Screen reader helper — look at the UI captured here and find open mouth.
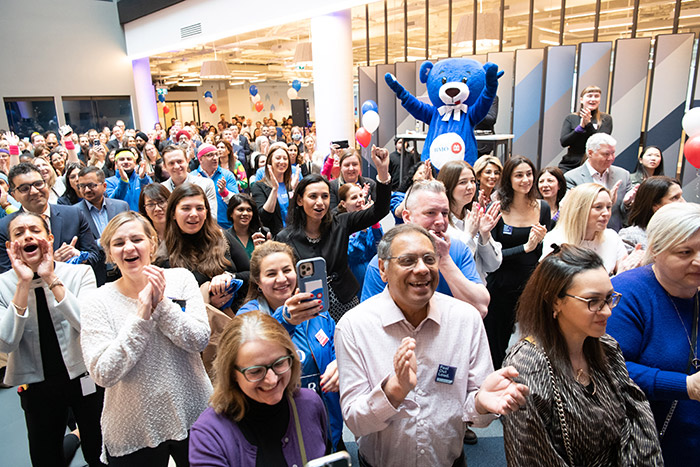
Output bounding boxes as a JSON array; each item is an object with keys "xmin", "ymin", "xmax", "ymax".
[
  {"xmin": 409, "ymin": 280, "xmax": 431, "ymax": 289},
  {"xmin": 124, "ymin": 256, "xmax": 139, "ymax": 263},
  {"xmin": 23, "ymin": 244, "xmax": 38, "ymax": 253}
]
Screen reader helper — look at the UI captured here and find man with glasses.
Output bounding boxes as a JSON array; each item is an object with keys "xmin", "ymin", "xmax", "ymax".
[
  {"xmin": 194, "ymin": 144, "xmax": 238, "ymax": 229},
  {"xmin": 361, "ymin": 180, "xmax": 489, "ymax": 318},
  {"xmin": 336, "ymin": 224, "xmax": 528, "ymax": 467},
  {"xmin": 0, "ymin": 163, "xmax": 100, "ymax": 275},
  {"xmin": 77, "ymin": 166, "xmax": 129, "ymax": 285}
]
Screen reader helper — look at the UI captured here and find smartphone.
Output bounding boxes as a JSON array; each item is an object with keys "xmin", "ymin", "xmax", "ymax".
[
  {"xmin": 296, "ymin": 257, "xmax": 329, "ymax": 315},
  {"xmin": 305, "ymin": 451, "xmax": 351, "ymax": 467},
  {"xmin": 92, "ymin": 139, "xmax": 101, "ymax": 147},
  {"xmin": 331, "ymin": 140, "xmax": 350, "ymax": 149}
]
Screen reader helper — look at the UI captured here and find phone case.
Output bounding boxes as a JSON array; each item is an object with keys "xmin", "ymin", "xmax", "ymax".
[{"xmin": 296, "ymin": 257, "xmax": 329, "ymax": 314}]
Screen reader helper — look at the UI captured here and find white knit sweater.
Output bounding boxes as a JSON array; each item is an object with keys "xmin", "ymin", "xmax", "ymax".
[{"xmin": 80, "ymin": 268, "xmax": 213, "ymax": 461}]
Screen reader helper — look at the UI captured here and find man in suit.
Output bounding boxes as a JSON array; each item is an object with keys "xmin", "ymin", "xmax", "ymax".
[
  {"xmin": 77, "ymin": 166, "xmax": 129, "ymax": 285},
  {"xmin": 564, "ymin": 133, "xmax": 631, "ymax": 232},
  {"xmin": 0, "ymin": 163, "xmax": 100, "ymax": 274}
]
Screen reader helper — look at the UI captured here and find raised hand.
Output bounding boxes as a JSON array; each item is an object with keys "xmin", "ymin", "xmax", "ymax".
[
  {"xmin": 393, "ymin": 337, "xmax": 417, "ymax": 393},
  {"xmin": 579, "ymin": 107, "xmax": 592, "ymax": 127},
  {"xmin": 283, "ymin": 288, "xmax": 324, "ymax": 326},
  {"xmin": 370, "ymin": 144, "xmax": 390, "ymax": 181},
  {"xmin": 465, "ymin": 203, "xmax": 483, "ymax": 239},
  {"xmin": 138, "ymin": 159, "xmax": 147, "ymax": 179},
  {"xmin": 36, "ymin": 237, "xmax": 55, "ymax": 280},
  {"xmin": 251, "ymin": 231, "xmax": 267, "ymax": 248},
  {"xmin": 143, "ymin": 265, "xmax": 166, "ymax": 309},
  {"xmin": 610, "ymin": 179, "xmax": 622, "ymax": 206},
  {"xmin": 8, "ymin": 241, "xmax": 34, "ymax": 283},
  {"xmin": 217, "ymin": 177, "xmax": 227, "ymax": 195},
  {"xmin": 479, "ymin": 201, "xmax": 502, "ymax": 240},
  {"xmin": 524, "ymin": 223, "xmax": 547, "ymax": 253},
  {"xmin": 266, "ymin": 164, "xmax": 279, "ymax": 191},
  {"xmin": 54, "ymin": 236, "xmax": 79, "ymax": 262}
]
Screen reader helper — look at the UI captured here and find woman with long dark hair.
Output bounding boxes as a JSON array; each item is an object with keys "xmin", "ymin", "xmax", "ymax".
[
  {"xmin": 503, "ymin": 244, "xmax": 661, "ymax": 465},
  {"xmin": 536, "ymin": 166, "xmax": 567, "ymax": 225},
  {"xmin": 276, "ymin": 146, "xmax": 392, "ymax": 322},
  {"xmin": 630, "ymin": 146, "xmax": 664, "ymax": 186},
  {"xmin": 225, "ymin": 193, "xmax": 267, "ymax": 259},
  {"xmin": 164, "ymin": 184, "xmax": 249, "ymax": 311},
  {"xmin": 485, "ymin": 155, "xmax": 550, "ymax": 369},
  {"xmin": 57, "ymin": 162, "xmax": 83, "ymax": 205},
  {"xmin": 618, "ymin": 176, "xmax": 684, "ymax": 252}
]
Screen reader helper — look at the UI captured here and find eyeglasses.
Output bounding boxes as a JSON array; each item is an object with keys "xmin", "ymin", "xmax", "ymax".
[
  {"xmin": 144, "ymin": 200, "xmax": 167, "ymax": 210},
  {"xmin": 564, "ymin": 292, "xmax": 621, "ymax": 312},
  {"xmin": 77, "ymin": 182, "xmax": 99, "ymax": 191},
  {"xmin": 236, "ymin": 355, "xmax": 293, "ymax": 382},
  {"xmin": 385, "ymin": 253, "xmax": 439, "ymax": 269},
  {"xmin": 13, "ymin": 180, "xmax": 46, "ymax": 194}
]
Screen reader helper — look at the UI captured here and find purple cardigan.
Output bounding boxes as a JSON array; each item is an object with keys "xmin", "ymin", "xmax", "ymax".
[{"xmin": 189, "ymin": 388, "xmax": 328, "ymax": 466}]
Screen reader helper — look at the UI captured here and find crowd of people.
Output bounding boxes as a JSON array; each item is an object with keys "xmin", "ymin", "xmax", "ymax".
[{"xmin": 0, "ymin": 95, "xmax": 697, "ymax": 467}]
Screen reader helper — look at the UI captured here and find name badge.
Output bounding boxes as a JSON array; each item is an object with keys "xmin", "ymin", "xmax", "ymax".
[
  {"xmin": 80, "ymin": 375, "xmax": 97, "ymax": 396},
  {"xmin": 503, "ymin": 225, "xmax": 513, "ymax": 235},
  {"xmin": 315, "ymin": 328, "xmax": 329, "ymax": 347},
  {"xmin": 435, "ymin": 364, "xmax": 457, "ymax": 384}
]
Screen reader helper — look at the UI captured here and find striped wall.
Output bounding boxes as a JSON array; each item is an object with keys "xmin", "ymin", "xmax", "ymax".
[{"xmin": 357, "ymin": 33, "xmax": 698, "ymax": 196}]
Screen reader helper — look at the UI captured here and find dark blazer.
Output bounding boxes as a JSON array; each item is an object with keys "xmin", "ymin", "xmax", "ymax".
[
  {"xmin": 76, "ymin": 198, "xmax": 129, "ymax": 286},
  {"xmin": 250, "ymin": 181, "xmax": 285, "ymax": 236},
  {"xmin": 559, "ymin": 113, "xmax": 613, "ymax": 171},
  {"xmin": 0, "ymin": 204, "xmax": 101, "ymax": 276},
  {"xmin": 565, "ymin": 164, "xmax": 630, "ymax": 232}
]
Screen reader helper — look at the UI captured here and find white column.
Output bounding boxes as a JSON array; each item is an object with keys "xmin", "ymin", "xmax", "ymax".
[
  {"xmin": 311, "ymin": 10, "xmax": 354, "ymax": 153},
  {"xmin": 131, "ymin": 57, "xmax": 159, "ymax": 130}
]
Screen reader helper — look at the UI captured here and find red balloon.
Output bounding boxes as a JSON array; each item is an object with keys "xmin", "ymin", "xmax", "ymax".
[
  {"xmin": 685, "ymin": 135, "xmax": 700, "ymax": 168},
  {"xmin": 163, "ymin": 105, "xmax": 170, "ymax": 114},
  {"xmin": 255, "ymin": 101, "xmax": 264, "ymax": 112},
  {"xmin": 355, "ymin": 127, "xmax": 371, "ymax": 148},
  {"xmin": 209, "ymin": 104, "xmax": 217, "ymax": 113}
]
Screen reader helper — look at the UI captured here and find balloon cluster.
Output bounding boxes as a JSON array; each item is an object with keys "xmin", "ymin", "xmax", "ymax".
[
  {"xmin": 250, "ymin": 85, "xmax": 263, "ymax": 112},
  {"xmin": 203, "ymin": 91, "xmax": 217, "ymax": 113},
  {"xmin": 355, "ymin": 100, "xmax": 380, "ymax": 148},
  {"xmin": 683, "ymin": 108, "xmax": 700, "ymax": 168},
  {"xmin": 157, "ymin": 88, "xmax": 169, "ymax": 114},
  {"xmin": 287, "ymin": 80, "xmax": 302, "ymax": 100}
]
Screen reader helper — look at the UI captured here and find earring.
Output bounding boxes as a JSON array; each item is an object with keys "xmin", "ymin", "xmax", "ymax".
[{"xmin": 553, "ymin": 310, "xmax": 559, "ymax": 319}]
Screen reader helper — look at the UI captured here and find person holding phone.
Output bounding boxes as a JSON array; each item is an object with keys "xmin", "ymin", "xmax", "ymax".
[
  {"xmin": 237, "ymin": 241, "xmax": 343, "ymax": 450},
  {"xmin": 276, "ymin": 145, "xmax": 392, "ymax": 322},
  {"xmin": 559, "ymin": 85, "xmax": 612, "ymax": 172}
]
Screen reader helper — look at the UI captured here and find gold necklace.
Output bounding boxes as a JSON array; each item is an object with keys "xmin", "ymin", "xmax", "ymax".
[{"xmin": 574, "ymin": 368, "xmax": 597, "ymax": 395}]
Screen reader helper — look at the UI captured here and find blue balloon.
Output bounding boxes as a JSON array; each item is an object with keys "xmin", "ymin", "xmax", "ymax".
[
  {"xmin": 292, "ymin": 80, "xmax": 301, "ymax": 92},
  {"xmin": 249, "ymin": 85, "xmax": 258, "ymax": 96},
  {"xmin": 158, "ymin": 95, "xmax": 165, "ymax": 103},
  {"xmin": 361, "ymin": 100, "xmax": 378, "ymax": 115},
  {"xmin": 204, "ymin": 91, "xmax": 213, "ymax": 98}
]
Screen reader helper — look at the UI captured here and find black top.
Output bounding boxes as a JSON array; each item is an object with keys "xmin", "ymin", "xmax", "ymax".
[
  {"xmin": 328, "ymin": 176, "xmax": 377, "ymax": 212},
  {"xmin": 276, "ymin": 179, "xmax": 391, "ymax": 303},
  {"xmin": 559, "ymin": 113, "xmax": 613, "ymax": 171},
  {"xmin": 237, "ymin": 395, "xmax": 290, "ymax": 467},
  {"xmin": 250, "ymin": 181, "xmax": 285, "ymax": 237},
  {"xmin": 34, "ymin": 276, "xmax": 69, "ymax": 381},
  {"xmin": 487, "ymin": 200, "xmax": 551, "ymax": 291}
]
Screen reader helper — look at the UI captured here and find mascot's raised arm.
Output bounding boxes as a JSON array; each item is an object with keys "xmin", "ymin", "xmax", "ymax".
[{"xmin": 385, "ymin": 58, "xmax": 503, "ymax": 166}]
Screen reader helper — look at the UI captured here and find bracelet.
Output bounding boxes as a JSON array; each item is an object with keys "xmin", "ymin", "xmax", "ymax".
[
  {"xmin": 48, "ymin": 277, "xmax": 64, "ymax": 290},
  {"xmin": 11, "ymin": 301, "xmax": 27, "ymax": 313},
  {"xmin": 377, "ymin": 174, "xmax": 392, "ymax": 185}
]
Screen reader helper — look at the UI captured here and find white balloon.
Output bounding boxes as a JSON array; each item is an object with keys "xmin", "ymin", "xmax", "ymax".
[
  {"xmin": 429, "ymin": 132, "xmax": 465, "ymax": 170},
  {"xmin": 362, "ymin": 110, "xmax": 380, "ymax": 134},
  {"xmin": 287, "ymin": 88, "xmax": 298, "ymax": 99},
  {"xmin": 682, "ymin": 108, "xmax": 700, "ymax": 137},
  {"xmin": 252, "ymin": 94, "xmax": 261, "ymax": 103},
  {"xmin": 204, "ymin": 97, "xmax": 213, "ymax": 105}
]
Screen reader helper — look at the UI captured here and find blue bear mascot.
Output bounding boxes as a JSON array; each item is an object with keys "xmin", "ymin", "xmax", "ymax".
[{"xmin": 385, "ymin": 58, "xmax": 502, "ymax": 166}]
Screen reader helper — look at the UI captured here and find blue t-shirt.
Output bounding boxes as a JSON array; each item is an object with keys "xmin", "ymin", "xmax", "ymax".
[
  {"xmin": 361, "ymin": 234, "xmax": 482, "ymax": 301},
  {"xmin": 277, "ymin": 182, "xmax": 289, "ymax": 227}
]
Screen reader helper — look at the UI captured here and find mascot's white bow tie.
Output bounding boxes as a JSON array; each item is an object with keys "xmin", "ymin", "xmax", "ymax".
[{"xmin": 437, "ymin": 103, "xmax": 468, "ymax": 122}]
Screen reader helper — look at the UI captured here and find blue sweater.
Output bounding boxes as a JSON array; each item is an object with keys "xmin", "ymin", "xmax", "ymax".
[
  {"xmin": 608, "ymin": 265, "xmax": 700, "ymax": 466},
  {"xmin": 348, "ymin": 225, "xmax": 383, "ymax": 296},
  {"xmin": 105, "ymin": 171, "xmax": 152, "ymax": 211}
]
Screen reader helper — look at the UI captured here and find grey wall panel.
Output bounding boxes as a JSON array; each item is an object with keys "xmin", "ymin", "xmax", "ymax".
[
  {"xmin": 395, "ymin": 62, "xmax": 417, "ymax": 135},
  {"xmin": 512, "ymin": 49, "xmax": 545, "ymax": 162},
  {"xmin": 646, "ymin": 33, "xmax": 694, "ymax": 182},
  {"xmin": 377, "ymin": 64, "xmax": 397, "ymax": 151},
  {"xmin": 577, "ymin": 42, "xmax": 612, "ymax": 113},
  {"xmin": 487, "ymin": 51, "xmax": 515, "ymax": 136},
  {"xmin": 609, "ymin": 38, "xmax": 651, "ymax": 172},
  {"xmin": 540, "ymin": 46, "xmax": 576, "ymax": 169}
]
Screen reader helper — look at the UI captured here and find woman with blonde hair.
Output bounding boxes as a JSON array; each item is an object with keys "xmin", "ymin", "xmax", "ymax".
[
  {"xmin": 541, "ymin": 183, "xmax": 631, "ymax": 275},
  {"xmin": 33, "ymin": 156, "xmax": 64, "ymax": 203},
  {"xmin": 559, "ymin": 85, "xmax": 613, "ymax": 172},
  {"xmin": 189, "ymin": 312, "xmax": 329, "ymax": 466},
  {"xmin": 80, "ymin": 211, "xmax": 212, "ymax": 465},
  {"xmin": 473, "ymin": 155, "xmax": 502, "ymax": 205}
]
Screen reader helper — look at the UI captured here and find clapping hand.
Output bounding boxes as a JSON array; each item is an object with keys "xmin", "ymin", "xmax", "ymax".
[
  {"xmin": 475, "ymin": 366, "xmax": 530, "ymax": 415},
  {"xmin": 479, "ymin": 201, "xmax": 502, "ymax": 241},
  {"xmin": 579, "ymin": 107, "xmax": 592, "ymax": 127},
  {"xmin": 524, "ymin": 223, "xmax": 547, "ymax": 253}
]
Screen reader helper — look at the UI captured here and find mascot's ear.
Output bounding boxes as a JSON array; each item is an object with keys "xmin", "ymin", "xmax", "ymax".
[{"xmin": 419, "ymin": 61, "xmax": 433, "ymax": 84}]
